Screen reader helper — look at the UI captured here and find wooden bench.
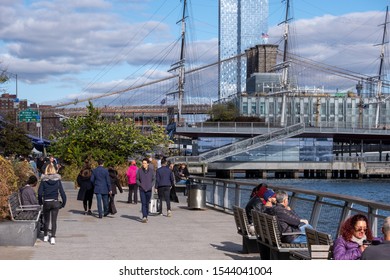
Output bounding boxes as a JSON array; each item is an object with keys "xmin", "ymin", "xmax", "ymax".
[
  {"xmin": 289, "ymin": 227, "xmax": 334, "ymax": 260},
  {"xmin": 232, "ymin": 205, "xmax": 259, "ymax": 253},
  {"xmin": 175, "ymin": 184, "xmax": 187, "ymax": 194},
  {"xmin": 253, "ymin": 211, "xmax": 308, "ymax": 260},
  {"xmin": 8, "ymin": 192, "xmax": 42, "ymax": 222}
]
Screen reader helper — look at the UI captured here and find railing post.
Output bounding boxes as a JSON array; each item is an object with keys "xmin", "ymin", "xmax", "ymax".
[
  {"xmin": 368, "ymin": 206, "xmax": 379, "ymax": 237},
  {"xmin": 235, "ymin": 183, "xmax": 241, "ymax": 207},
  {"xmin": 223, "ymin": 181, "xmax": 229, "ymax": 210},
  {"xmin": 213, "ymin": 179, "xmax": 219, "ymax": 207}
]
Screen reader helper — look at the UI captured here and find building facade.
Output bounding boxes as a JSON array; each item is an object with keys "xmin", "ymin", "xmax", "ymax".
[{"xmin": 219, "ymin": 0, "xmax": 268, "ymax": 100}]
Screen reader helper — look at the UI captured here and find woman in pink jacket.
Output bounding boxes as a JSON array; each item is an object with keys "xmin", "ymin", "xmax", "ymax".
[{"xmin": 126, "ymin": 160, "xmax": 138, "ymax": 204}]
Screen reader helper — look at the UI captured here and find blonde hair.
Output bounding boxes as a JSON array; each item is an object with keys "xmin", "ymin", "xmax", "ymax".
[{"xmin": 45, "ymin": 163, "xmax": 57, "ymax": 175}]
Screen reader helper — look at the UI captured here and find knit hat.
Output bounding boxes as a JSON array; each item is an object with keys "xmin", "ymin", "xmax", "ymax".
[
  {"xmin": 263, "ymin": 189, "xmax": 276, "ymax": 201},
  {"xmin": 257, "ymin": 185, "xmax": 268, "ymax": 198}
]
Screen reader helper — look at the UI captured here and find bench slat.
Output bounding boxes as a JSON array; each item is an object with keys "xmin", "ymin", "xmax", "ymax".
[{"xmin": 8, "ymin": 192, "xmax": 41, "ymax": 222}]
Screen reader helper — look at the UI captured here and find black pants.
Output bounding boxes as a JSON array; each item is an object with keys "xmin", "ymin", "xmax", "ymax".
[
  {"xmin": 157, "ymin": 186, "xmax": 171, "ymax": 213},
  {"xmin": 128, "ymin": 183, "xmax": 138, "ymax": 203},
  {"xmin": 83, "ymin": 188, "xmax": 94, "ymax": 211},
  {"xmin": 43, "ymin": 200, "xmax": 61, "ymax": 237}
]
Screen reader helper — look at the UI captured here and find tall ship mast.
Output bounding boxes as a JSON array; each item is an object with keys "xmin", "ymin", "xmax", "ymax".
[
  {"xmin": 375, "ymin": 6, "xmax": 389, "ymax": 128},
  {"xmin": 168, "ymin": 0, "xmax": 187, "ymax": 124}
]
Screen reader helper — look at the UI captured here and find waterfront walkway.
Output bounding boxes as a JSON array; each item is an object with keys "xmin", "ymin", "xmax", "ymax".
[{"xmin": 0, "ymin": 182, "xmax": 257, "ymax": 260}]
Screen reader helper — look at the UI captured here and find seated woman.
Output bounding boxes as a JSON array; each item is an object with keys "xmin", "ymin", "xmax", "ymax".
[
  {"xmin": 333, "ymin": 214, "xmax": 374, "ymax": 260},
  {"xmin": 174, "ymin": 163, "xmax": 190, "ymax": 185}
]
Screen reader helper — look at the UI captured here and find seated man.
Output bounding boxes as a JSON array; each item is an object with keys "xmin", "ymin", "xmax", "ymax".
[
  {"xmin": 272, "ymin": 190, "xmax": 312, "ymax": 243},
  {"xmin": 19, "ymin": 175, "xmax": 39, "ymax": 206},
  {"xmin": 19, "ymin": 175, "xmax": 43, "ymax": 231},
  {"xmin": 361, "ymin": 216, "xmax": 390, "ymax": 260},
  {"xmin": 262, "ymin": 189, "xmax": 277, "ymax": 214},
  {"xmin": 245, "ymin": 188, "xmax": 277, "ymax": 235}
]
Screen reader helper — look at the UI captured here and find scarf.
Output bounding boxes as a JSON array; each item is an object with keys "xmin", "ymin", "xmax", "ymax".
[{"xmin": 351, "ymin": 234, "xmax": 367, "ymax": 245}]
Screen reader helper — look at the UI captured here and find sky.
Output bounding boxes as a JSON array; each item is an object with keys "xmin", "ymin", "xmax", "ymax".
[{"xmin": 0, "ymin": 0, "xmax": 389, "ymax": 106}]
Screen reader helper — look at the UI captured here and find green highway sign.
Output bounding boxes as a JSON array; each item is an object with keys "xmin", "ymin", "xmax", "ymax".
[{"xmin": 19, "ymin": 109, "xmax": 40, "ymax": 122}]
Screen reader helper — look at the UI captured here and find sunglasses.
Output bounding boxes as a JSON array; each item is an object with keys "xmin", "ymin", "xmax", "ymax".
[{"xmin": 354, "ymin": 227, "xmax": 368, "ymax": 232}]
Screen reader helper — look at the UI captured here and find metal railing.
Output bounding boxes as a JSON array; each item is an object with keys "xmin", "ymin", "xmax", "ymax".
[
  {"xmin": 191, "ymin": 176, "xmax": 390, "ymax": 239},
  {"xmin": 171, "ymin": 123, "xmax": 305, "ymax": 163},
  {"xmin": 177, "ymin": 121, "xmax": 390, "ymax": 136}
]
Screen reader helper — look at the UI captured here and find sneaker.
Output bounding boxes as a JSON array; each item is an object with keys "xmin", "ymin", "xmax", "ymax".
[
  {"xmin": 84, "ymin": 211, "xmax": 88, "ymax": 215},
  {"xmin": 50, "ymin": 237, "xmax": 55, "ymax": 245},
  {"xmin": 141, "ymin": 217, "xmax": 148, "ymax": 223},
  {"xmin": 87, "ymin": 210, "xmax": 92, "ymax": 215},
  {"xmin": 43, "ymin": 236, "xmax": 49, "ymax": 242},
  {"xmin": 167, "ymin": 210, "xmax": 172, "ymax": 217}
]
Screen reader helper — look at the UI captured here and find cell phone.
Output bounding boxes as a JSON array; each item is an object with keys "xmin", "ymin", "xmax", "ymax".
[{"xmin": 362, "ymin": 240, "xmax": 371, "ymax": 246}]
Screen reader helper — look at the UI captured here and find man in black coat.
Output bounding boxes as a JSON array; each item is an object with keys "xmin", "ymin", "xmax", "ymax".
[
  {"xmin": 272, "ymin": 190, "xmax": 312, "ymax": 243},
  {"xmin": 156, "ymin": 158, "xmax": 175, "ymax": 217},
  {"xmin": 91, "ymin": 159, "xmax": 112, "ymax": 218}
]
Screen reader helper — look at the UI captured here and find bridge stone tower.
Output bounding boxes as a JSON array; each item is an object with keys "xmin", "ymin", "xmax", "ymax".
[
  {"xmin": 245, "ymin": 44, "xmax": 278, "ymax": 77},
  {"xmin": 245, "ymin": 44, "xmax": 280, "ymax": 94}
]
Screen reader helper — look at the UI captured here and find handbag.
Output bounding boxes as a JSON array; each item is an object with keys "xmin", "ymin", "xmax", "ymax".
[
  {"xmin": 170, "ymin": 186, "xmax": 179, "ymax": 203},
  {"xmin": 109, "ymin": 194, "xmax": 117, "ymax": 215}
]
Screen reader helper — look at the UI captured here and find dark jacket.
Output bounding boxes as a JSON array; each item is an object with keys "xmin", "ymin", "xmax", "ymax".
[
  {"xmin": 77, "ymin": 168, "xmax": 94, "ymax": 201},
  {"xmin": 245, "ymin": 196, "xmax": 263, "ymax": 224},
  {"xmin": 108, "ymin": 168, "xmax": 123, "ymax": 194},
  {"xmin": 361, "ymin": 240, "xmax": 390, "ymax": 260},
  {"xmin": 38, "ymin": 174, "xmax": 67, "ymax": 207},
  {"xmin": 156, "ymin": 165, "xmax": 175, "ymax": 188},
  {"xmin": 91, "ymin": 165, "xmax": 111, "ymax": 194},
  {"xmin": 272, "ymin": 203, "xmax": 301, "ymax": 243},
  {"xmin": 136, "ymin": 167, "xmax": 155, "ymax": 192}
]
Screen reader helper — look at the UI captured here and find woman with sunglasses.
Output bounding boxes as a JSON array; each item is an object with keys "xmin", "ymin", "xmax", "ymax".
[{"xmin": 333, "ymin": 214, "xmax": 374, "ymax": 260}]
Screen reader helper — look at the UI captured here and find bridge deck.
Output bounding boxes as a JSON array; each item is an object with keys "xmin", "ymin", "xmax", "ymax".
[{"xmin": 0, "ymin": 182, "xmax": 254, "ymax": 260}]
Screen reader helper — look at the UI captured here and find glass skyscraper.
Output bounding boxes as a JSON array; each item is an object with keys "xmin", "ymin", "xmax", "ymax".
[{"xmin": 219, "ymin": 0, "xmax": 268, "ymax": 100}]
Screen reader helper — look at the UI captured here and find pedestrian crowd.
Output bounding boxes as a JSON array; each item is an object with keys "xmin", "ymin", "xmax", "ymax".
[{"xmin": 19, "ymin": 154, "xmax": 186, "ymax": 245}]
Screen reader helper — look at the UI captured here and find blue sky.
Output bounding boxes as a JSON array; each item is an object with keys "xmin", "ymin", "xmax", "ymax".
[{"xmin": 0, "ymin": 0, "xmax": 389, "ymax": 106}]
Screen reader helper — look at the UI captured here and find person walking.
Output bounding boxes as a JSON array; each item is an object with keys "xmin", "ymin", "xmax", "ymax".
[
  {"xmin": 108, "ymin": 166, "xmax": 123, "ymax": 214},
  {"xmin": 136, "ymin": 158, "xmax": 156, "ymax": 223},
  {"xmin": 76, "ymin": 160, "xmax": 94, "ymax": 215},
  {"xmin": 38, "ymin": 163, "xmax": 67, "ymax": 245},
  {"xmin": 91, "ymin": 159, "xmax": 112, "ymax": 219},
  {"xmin": 155, "ymin": 157, "xmax": 175, "ymax": 217},
  {"xmin": 126, "ymin": 160, "xmax": 138, "ymax": 204}
]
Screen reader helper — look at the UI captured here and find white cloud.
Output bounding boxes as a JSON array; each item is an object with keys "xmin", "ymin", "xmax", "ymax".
[{"xmin": 0, "ymin": 1, "xmax": 387, "ymax": 105}]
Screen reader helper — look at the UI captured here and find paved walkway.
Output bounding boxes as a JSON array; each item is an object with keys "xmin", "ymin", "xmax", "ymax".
[{"xmin": 0, "ymin": 182, "xmax": 260, "ymax": 260}]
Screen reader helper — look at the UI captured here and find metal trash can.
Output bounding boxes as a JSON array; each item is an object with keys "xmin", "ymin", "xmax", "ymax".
[{"xmin": 187, "ymin": 184, "xmax": 206, "ymax": 209}]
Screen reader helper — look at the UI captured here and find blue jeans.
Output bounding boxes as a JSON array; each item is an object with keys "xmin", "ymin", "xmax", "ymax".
[
  {"xmin": 139, "ymin": 189, "xmax": 152, "ymax": 218},
  {"xmin": 95, "ymin": 193, "xmax": 109, "ymax": 217},
  {"xmin": 292, "ymin": 224, "xmax": 313, "ymax": 244}
]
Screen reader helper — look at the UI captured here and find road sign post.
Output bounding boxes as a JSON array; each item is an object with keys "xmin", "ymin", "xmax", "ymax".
[{"xmin": 18, "ymin": 109, "xmax": 40, "ymax": 122}]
